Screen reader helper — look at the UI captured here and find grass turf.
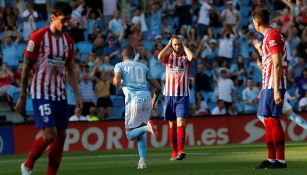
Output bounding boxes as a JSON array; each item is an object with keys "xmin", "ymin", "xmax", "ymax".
[{"xmin": 1, "ymin": 142, "xmax": 307, "ymax": 175}]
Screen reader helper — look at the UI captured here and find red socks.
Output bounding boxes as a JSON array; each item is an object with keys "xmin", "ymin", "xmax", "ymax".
[
  {"xmin": 47, "ymin": 138, "xmax": 65, "ymax": 175},
  {"xmin": 24, "ymin": 137, "xmax": 52, "ymax": 169},
  {"xmin": 169, "ymin": 127, "xmax": 177, "ymax": 154},
  {"xmin": 264, "ymin": 117, "xmax": 285, "ymax": 161},
  {"xmin": 264, "ymin": 118, "xmax": 276, "ymax": 160},
  {"xmin": 270, "ymin": 118, "xmax": 285, "ymax": 161},
  {"xmin": 177, "ymin": 126, "xmax": 186, "ymax": 153}
]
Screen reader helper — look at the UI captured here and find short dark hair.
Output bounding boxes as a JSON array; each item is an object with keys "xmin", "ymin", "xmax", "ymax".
[
  {"xmin": 252, "ymin": 8, "xmax": 270, "ymax": 25},
  {"xmin": 50, "ymin": 2, "xmax": 72, "ymax": 17},
  {"xmin": 122, "ymin": 46, "xmax": 134, "ymax": 59}
]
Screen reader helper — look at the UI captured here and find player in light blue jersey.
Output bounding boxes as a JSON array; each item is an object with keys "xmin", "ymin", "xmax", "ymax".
[{"xmin": 113, "ymin": 46, "xmax": 161, "ymax": 169}]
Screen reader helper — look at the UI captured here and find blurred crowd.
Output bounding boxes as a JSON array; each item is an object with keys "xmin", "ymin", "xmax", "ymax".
[{"xmin": 0, "ymin": 0, "xmax": 306, "ymax": 122}]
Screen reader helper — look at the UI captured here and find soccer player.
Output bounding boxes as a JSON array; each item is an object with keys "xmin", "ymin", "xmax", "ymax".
[
  {"xmin": 251, "ymin": 8, "xmax": 288, "ymax": 169},
  {"xmin": 157, "ymin": 36, "xmax": 194, "ymax": 160},
  {"xmin": 15, "ymin": 2, "xmax": 82, "ymax": 175},
  {"xmin": 113, "ymin": 46, "xmax": 161, "ymax": 169}
]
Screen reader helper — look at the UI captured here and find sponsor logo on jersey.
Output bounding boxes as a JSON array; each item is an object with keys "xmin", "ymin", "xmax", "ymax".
[
  {"xmin": 269, "ymin": 40, "xmax": 277, "ymax": 47},
  {"xmin": 47, "ymin": 55, "xmax": 65, "ymax": 66}
]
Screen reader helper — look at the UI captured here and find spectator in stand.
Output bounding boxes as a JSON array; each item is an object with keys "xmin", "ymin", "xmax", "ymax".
[
  {"xmin": 135, "ymin": 46, "xmax": 149, "ymax": 67},
  {"xmin": 161, "ymin": 16, "xmax": 173, "ymax": 35},
  {"xmin": 95, "ymin": 71, "xmax": 113, "ymax": 120},
  {"xmin": 196, "ymin": 37, "xmax": 218, "ymax": 65},
  {"xmin": 108, "ymin": 10, "xmax": 124, "ymax": 37},
  {"xmin": 237, "ymin": 26, "xmax": 252, "ymax": 63},
  {"xmin": 84, "ymin": 8, "xmax": 104, "ymax": 42},
  {"xmin": 218, "ymin": 25, "xmax": 237, "ymax": 66},
  {"xmin": 216, "ymin": 68, "xmax": 235, "ymax": 115},
  {"xmin": 13, "ymin": 62, "xmax": 23, "ymax": 87},
  {"xmin": 87, "ymin": 103, "xmax": 100, "ymax": 121},
  {"xmin": 148, "ymin": 2, "xmax": 162, "ymax": 39},
  {"xmin": 195, "ymin": 64, "xmax": 212, "ymax": 93},
  {"xmin": 1, "ymin": 28, "xmax": 20, "ymax": 70},
  {"xmin": 131, "ymin": 6, "xmax": 148, "ymax": 33},
  {"xmin": 102, "ymin": 0, "xmax": 118, "ymax": 28},
  {"xmin": 103, "ymin": 36, "xmax": 121, "ymax": 66},
  {"xmin": 78, "ymin": 70, "xmax": 96, "ymax": 116},
  {"xmin": 220, "ymin": 1, "xmax": 241, "ymax": 32},
  {"xmin": 187, "ymin": 26, "xmax": 200, "ymax": 45},
  {"xmin": 295, "ymin": 68, "xmax": 307, "ymax": 98},
  {"xmin": 92, "ymin": 34, "xmax": 106, "ymax": 56},
  {"xmin": 128, "ymin": 23, "xmax": 143, "ymax": 50},
  {"xmin": 295, "ymin": 26, "xmax": 306, "ymax": 59},
  {"xmin": 230, "ymin": 55, "xmax": 247, "ymax": 85},
  {"xmin": 211, "ymin": 99, "xmax": 227, "ymax": 115},
  {"xmin": 69, "ymin": 107, "xmax": 88, "ymax": 121},
  {"xmin": 0, "ymin": 63, "xmax": 13, "ymax": 100},
  {"xmin": 197, "ymin": 0, "xmax": 211, "ymax": 37},
  {"xmin": 291, "ymin": 57, "xmax": 306, "ymax": 79},
  {"xmin": 22, "ymin": 2, "xmax": 38, "ymax": 41},
  {"xmin": 176, "ymin": 0, "xmax": 192, "ymax": 27},
  {"xmin": 33, "ymin": 0, "xmax": 48, "ymax": 20},
  {"xmin": 209, "ymin": 5, "xmax": 222, "ymax": 38},
  {"xmin": 242, "ymin": 78, "xmax": 259, "ymax": 113},
  {"xmin": 193, "ymin": 91, "xmax": 209, "ymax": 116}
]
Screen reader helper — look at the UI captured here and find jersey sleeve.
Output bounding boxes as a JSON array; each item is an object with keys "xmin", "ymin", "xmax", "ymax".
[
  {"xmin": 114, "ymin": 63, "xmax": 122, "ymax": 73},
  {"xmin": 24, "ymin": 32, "xmax": 41, "ymax": 61},
  {"xmin": 268, "ymin": 30, "xmax": 283, "ymax": 55},
  {"xmin": 162, "ymin": 52, "xmax": 170, "ymax": 64}
]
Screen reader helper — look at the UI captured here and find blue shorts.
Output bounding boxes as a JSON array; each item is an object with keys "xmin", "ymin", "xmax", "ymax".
[
  {"xmin": 32, "ymin": 99, "xmax": 69, "ymax": 129},
  {"xmin": 257, "ymin": 89, "xmax": 285, "ymax": 118},
  {"xmin": 164, "ymin": 96, "xmax": 189, "ymax": 121}
]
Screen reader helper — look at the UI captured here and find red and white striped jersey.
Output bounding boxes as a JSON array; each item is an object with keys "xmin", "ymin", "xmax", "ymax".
[
  {"xmin": 24, "ymin": 26, "xmax": 75, "ymax": 101},
  {"xmin": 162, "ymin": 53, "xmax": 190, "ymax": 96},
  {"xmin": 261, "ymin": 28, "xmax": 287, "ymax": 90}
]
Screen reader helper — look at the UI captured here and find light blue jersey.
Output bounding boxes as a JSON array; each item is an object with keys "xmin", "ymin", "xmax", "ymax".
[
  {"xmin": 114, "ymin": 59, "xmax": 153, "ymax": 128},
  {"xmin": 114, "ymin": 59, "xmax": 153, "ymax": 103}
]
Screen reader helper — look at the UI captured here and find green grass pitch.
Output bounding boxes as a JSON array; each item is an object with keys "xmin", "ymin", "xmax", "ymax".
[{"xmin": 1, "ymin": 142, "xmax": 307, "ymax": 175}]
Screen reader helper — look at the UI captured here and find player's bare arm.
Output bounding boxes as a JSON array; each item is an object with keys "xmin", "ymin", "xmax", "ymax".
[
  {"xmin": 113, "ymin": 72, "xmax": 122, "ymax": 87},
  {"xmin": 148, "ymin": 78, "xmax": 161, "ymax": 108},
  {"xmin": 157, "ymin": 38, "xmax": 172, "ymax": 62},
  {"xmin": 15, "ymin": 58, "xmax": 34, "ymax": 112},
  {"xmin": 66, "ymin": 59, "xmax": 83, "ymax": 110},
  {"xmin": 182, "ymin": 42, "xmax": 194, "ymax": 62},
  {"xmin": 272, "ymin": 53, "xmax": 283, "ymax": 106}
]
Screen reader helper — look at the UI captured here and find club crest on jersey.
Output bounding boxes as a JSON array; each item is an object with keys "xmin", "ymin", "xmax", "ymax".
[
  {"xmin": 26, "ymin": 40, "xmax": 35, "ymax": 52},
  {"xmin": 269, "ymin": 40, "xmax": 277, "ymax": 47}
]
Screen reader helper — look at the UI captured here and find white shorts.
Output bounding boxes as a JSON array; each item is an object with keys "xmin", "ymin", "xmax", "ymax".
[{"xmin": 125, "ymin": 91, "xmax": 152, "ymax": 129}]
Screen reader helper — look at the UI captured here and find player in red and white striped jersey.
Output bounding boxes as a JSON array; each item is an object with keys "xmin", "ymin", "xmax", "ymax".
[
  {"xmin": 15, "ymin": 2, "xmax": 82, "ymax": 175},
  {"xmin": 251, "ymin": 8, "xmax": 287, "ymax": 169},
  {"xmin": 158, "ymin": 36, "xmax": 194, "ymax": 161}
]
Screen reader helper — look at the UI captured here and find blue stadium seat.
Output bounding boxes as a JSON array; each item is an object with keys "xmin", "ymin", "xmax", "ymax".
[
  {"xmin": 76, "ymin": 41, "xmax": 93, "ymax": 61},
  {"xmin": 35, "ymin": 20, "xmax": 47, "ymax": 29},
  {"xmin": 26, "ymin": 96, "xmax": 33, "ymax": 116},
  {"xmin": 143, "ymin": 40, "xmax": 153, "ymax": 51},
  {"xmin": 110, "ymin": 95, "xmax": 125, "ymax": 119},
  {"xmin": 111, "ymin": 107, "xmax": 124, "ymax": 119}
]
